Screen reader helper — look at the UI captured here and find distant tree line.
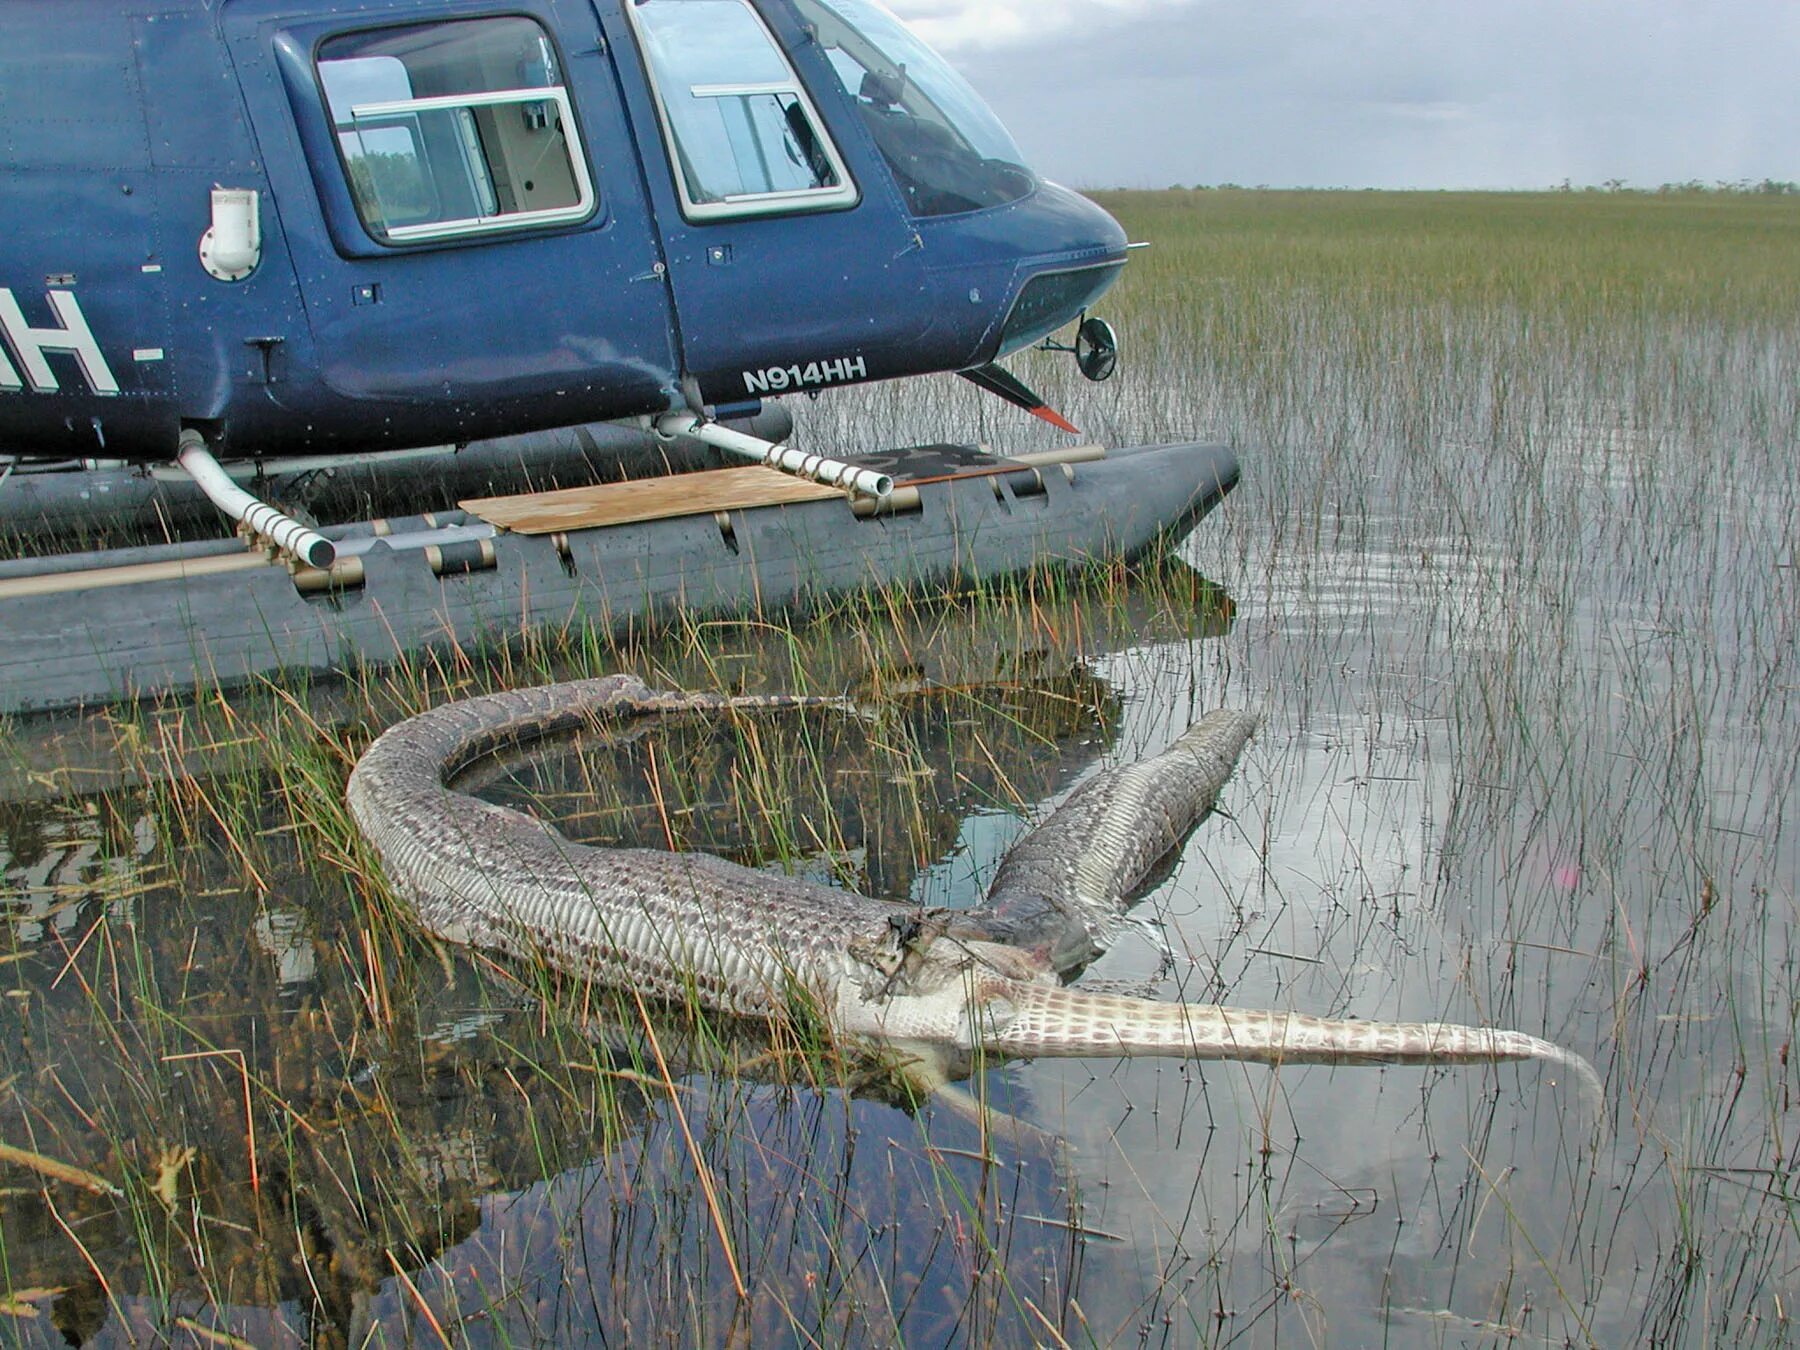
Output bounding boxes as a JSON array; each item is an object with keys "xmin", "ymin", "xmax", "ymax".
[
  {"xmin": 1154, "ymin": 180, "xmax": 1800, "ymax": 195},
  {"xmin": 1558, "ymin": 177, "xmax": 1799, "ymax": 195}
]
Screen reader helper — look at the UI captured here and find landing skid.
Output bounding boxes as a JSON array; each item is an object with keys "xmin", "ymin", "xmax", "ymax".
[
  {"xmin": 0, "ymin": 408, "xmax": 795, "ymax": 538},
  {"xmin": 0, "ymin": 438, "xmax": 1238, "ymax": 717}
]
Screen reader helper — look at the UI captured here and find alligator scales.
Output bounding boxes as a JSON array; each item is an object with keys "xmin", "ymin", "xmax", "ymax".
[{"xmin": 347, "ymin": 675, "xmax": 1600, "ymax": 1099}]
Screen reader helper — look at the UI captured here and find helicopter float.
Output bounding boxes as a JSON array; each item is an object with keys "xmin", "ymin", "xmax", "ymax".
[{"xmin": 0, "ymin": 0, "xmax": 1237, "ymax": 714}]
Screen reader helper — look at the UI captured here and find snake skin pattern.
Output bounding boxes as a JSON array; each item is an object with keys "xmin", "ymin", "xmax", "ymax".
[{"xmin": 347, "ymin": 674, "xmax": 1601, "ymax": 1100}]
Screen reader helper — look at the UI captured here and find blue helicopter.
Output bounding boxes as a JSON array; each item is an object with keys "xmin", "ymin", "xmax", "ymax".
[
  {"xmin": 0, "ymin": 0, "xmax": 1237, "ymax": 714},
  {"xmin": 2, "ymin": 0, "xmax": 1125, "ymax": 464}
]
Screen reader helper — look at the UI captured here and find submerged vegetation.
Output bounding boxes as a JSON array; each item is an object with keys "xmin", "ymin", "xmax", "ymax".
[{"xmin": 2, "ymin": 189, "xmax": 1797, "ymax": 1345}]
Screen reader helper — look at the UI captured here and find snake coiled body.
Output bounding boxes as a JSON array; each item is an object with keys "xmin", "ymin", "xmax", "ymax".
[{"xmin": 347, "ymin": 674, "xmax": 1601, "ymax": 1099}]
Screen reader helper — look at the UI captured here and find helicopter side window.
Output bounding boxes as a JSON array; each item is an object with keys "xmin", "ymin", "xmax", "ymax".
[
  {"xmin": 317, "ymin": 18, "xmax": 596, "ymax": 244},
  {"xmin": 792, "ymin": 0, "xmax": 1035, "ymax": 218},
  {"xmin": 627, "ymin": 0, "xmax": 858, "ymax": 220}
]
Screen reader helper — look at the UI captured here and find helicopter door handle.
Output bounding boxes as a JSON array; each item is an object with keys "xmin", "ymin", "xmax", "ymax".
[
  {"xmin": 244, "ymin": 336, "xmax": 285, "ymax": 385},
  {"xmin": 631, "ymin": 261, "xmax": 668, "ymax": 284}
]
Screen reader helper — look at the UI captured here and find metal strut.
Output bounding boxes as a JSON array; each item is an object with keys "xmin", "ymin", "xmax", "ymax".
[
  {"xmin": 176, "ymin": 430, "xmax": 336, "ymax": 569},
  {"xmin": 655, "ymin": 412, "xmax": 893, "ymax": 500}
]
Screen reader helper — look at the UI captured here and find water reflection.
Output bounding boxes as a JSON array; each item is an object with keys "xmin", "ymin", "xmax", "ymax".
[
  {"xmin": 6, "ymin": 343, "xmax": 1794, "ymax": 1350},
  {"xmin": 467, "ymin": 668, "xmax": 1123, "ymax": 908},
  {"xmin": 0, "ymin": 642, "xmax": 1190, "ymax": 1346}
]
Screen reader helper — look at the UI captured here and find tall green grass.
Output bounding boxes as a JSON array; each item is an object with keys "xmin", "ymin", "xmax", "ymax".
[{"xmin": 1, "ymin": 188, "xmax": 1796, "ymax": 1346}]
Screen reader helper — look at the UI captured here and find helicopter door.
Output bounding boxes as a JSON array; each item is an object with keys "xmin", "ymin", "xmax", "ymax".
[
  {"xmin": 606, "ymin": 0, "xmax": 937, "ymax": 407},
  {"xmin": 221, "ymin": 0, "xmax": 680, "ymax": 428}
]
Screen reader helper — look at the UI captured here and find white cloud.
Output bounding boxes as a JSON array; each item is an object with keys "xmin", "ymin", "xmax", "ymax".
[
  {"xmin": 885, "ymin": 0, "xmax": 1198, "ymax": 54},
  {"xmin": 877, "ymin": 0, "xmax": 1800, "ymax": 189}
]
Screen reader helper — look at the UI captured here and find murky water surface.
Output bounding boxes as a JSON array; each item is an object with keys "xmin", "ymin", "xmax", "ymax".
[{"xmin": 4, "ymin": 267, "xmax": 1798, "ymax": 1344}]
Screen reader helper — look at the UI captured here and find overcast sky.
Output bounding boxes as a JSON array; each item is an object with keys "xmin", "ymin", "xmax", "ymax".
[{"xmin": 884, "ymin": 0, "xmax": 1800, "ymax": 191}]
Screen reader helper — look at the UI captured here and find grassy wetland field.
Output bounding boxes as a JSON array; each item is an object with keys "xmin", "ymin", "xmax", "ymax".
[{"xmin": 2, "ymin": 187, "xmax": 1797, "ymax": 1346}]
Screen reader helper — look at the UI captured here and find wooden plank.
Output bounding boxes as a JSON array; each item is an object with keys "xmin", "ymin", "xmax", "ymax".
[
  {"xmin": 462, "ymin": 465, "xmax": 844, "ymax": 535},
  {"xmin": 461, "ymin": 446, "xmax": 1110, "ymax": 537},
  {"xmin": 0, "ymin": 550, "xmax": 273, "ymax": 601}
]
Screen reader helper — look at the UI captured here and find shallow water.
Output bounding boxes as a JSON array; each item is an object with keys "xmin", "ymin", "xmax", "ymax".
[{"xmin": 3, "ymin": 242, "xmax": 1798, "ymax": 1346}]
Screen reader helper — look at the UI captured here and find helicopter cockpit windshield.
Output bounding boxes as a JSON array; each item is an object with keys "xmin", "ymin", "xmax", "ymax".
[{"xmin": 793, "ymin": 0, "xmax": 1037, "ymax": 217}]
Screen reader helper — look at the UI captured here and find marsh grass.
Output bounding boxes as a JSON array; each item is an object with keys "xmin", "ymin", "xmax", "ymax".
[
  {"xmin": 1, "ymin": 189, "xmax": 1796, "ymax": 1345},
  {"xmin": 1054, "ymin": 189, "xmax": 1798, "ymax": 1346},
  {"xmin": 0, "ymin": 562, "xmax": 1208, "ymax": 1347}
]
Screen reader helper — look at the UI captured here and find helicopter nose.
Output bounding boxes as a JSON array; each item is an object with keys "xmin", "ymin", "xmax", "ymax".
[
  {"xmin": 988, "ymin": 183, "xmax": 1130, "ymax": 358},
  {"xmin": 913, "ymin": 180, "xmax": 1132, "ymax": 376},
  {"xmin": 1064, "ymin": 182, "xmax": 1130, "ymax": 255},
  {"xmin": 1012, "ymin": 180, "xmax": 1130, "ymax": 269}
]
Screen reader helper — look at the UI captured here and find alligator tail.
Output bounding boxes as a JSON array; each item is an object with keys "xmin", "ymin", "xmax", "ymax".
[{"xmin": 987, "ymin": 982, "xmax": 1604, "ymax": 1105}]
